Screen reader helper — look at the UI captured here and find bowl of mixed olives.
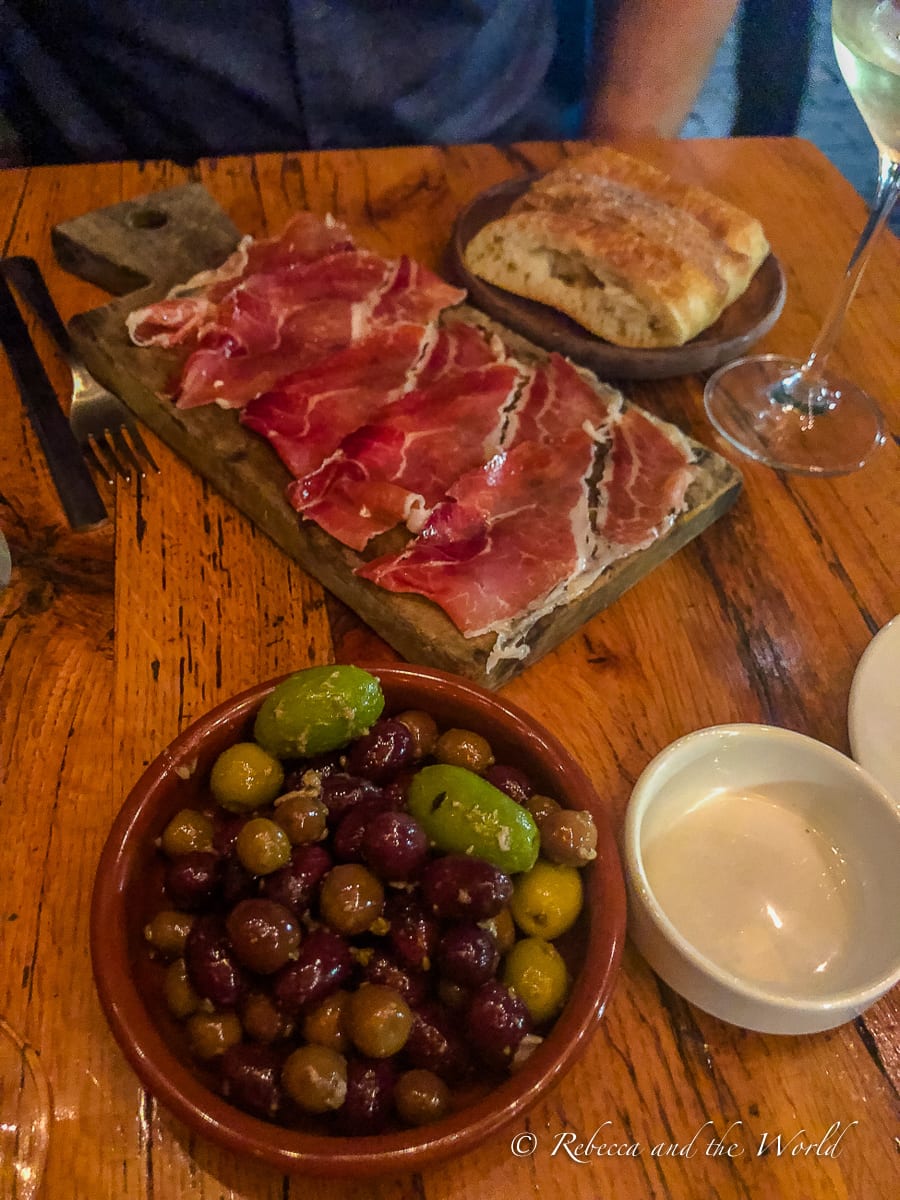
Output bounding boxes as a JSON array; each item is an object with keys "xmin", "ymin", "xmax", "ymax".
[{"xmin": 91, "ymin": 664, "xmax": 625, "ymax": 1175}]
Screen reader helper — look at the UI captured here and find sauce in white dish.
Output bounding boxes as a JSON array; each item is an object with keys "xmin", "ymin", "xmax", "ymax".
[{"xmin": 642, "ymin": 787, "xmax": 862, "ymax": 994}]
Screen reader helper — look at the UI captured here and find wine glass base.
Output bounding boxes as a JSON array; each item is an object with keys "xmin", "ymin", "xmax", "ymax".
[{"xmin": 704, "ymin": 355, "xmax": 887, "ymax": 476}]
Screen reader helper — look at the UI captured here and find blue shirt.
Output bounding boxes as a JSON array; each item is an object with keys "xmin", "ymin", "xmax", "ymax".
[{"xmin": 2, "ymin": 0, "xmax": 583, "ymax": 164}]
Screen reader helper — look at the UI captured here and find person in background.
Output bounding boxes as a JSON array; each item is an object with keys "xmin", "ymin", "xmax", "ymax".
[
  {"xmin": 0, "ymin": 0, "xmax": 740, "ymax": 168},
  {"xmin": 731, "ymin": 0, "xmax": 815, "ymax": 136}
]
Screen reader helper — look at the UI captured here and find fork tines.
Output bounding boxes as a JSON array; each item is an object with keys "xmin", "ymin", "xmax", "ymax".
[{"xmin": 86, "ymin": 423, "xmax": 160, "ymax": 485}]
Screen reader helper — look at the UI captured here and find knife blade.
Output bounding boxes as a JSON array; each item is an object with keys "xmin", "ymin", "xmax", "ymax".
[
  {"xmin": 2, "ymin": 256, "xmax": 78, "ymax": 358},
  {"xmin": 0, "ymin": 275, "xmax": 107, "ymax": 531}
]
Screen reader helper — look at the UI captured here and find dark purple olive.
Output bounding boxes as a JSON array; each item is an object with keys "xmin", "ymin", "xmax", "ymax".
[
  {"xmin": 466, "ymin": 980, "xmax": 532, "ymax": 1070},
  {"xmin": 386, "ymin": 894, "xmax": 440, "ymax": 972},
  {"xmin": 331, "ymin": 797, "xmax": 390, "ymax": 863},
  {"xmin": 420, "ymin": 855, "xmax": 513, "ymax": 921},
  {"xmin": 261, "ymin": 843, "xmax": 332, "ymax": 916},
  {"xmin": 184, "ymin": 915, "xmax": 248, "ymax": 1009},
  {"xmin": 362, "ymin": 952, "xmax": 430, "ymax": 1007},
  {"xmin": 211, "ymin": 811, "xmax": 248, "ymax": 855},
  {"xmin": 381, "ymin": 771, "xmax": 414, "ymax": 810},
  {"xmin": 219, "ymin": 1043, "xmax": 283, "ymax": 1119},
  {"xmin": 362, "ymin": 811, "xmax": 428, "ymax": 880},
  {"xmin": 436, "ymin": 923, "xmax": 499, "ymax": 988},
  {"xmin": 272, "ymin": 928, "xmax": 353, "ymax": 1017},
  {"xmin": 404, "ymin": 1002, "xmax": 472, "ymax": 1082},
  {"xmin": 320, "ymin": 773, "xmax": 383, "ymax": 826},
  {"xmin": 345, "ymin": 718, "xmax": 414, "ymax": 783},
  {"xmin": 219, "ymin": 856, "xmax": 257, "ymax": 907},
  {"xmin": 164, "ymin": 851, "xmax": 221, "ymax": 910},
  {"xmin": 335, "ymin": 1057, "xmax": 398, "ymax": 1135},
  {"xmin": 225, "ymin": 899, "xmax": 301, "ymax": 974},
  {"xmin": 482, "ymin": 764, "xmax": 534, "ymax": 805}
]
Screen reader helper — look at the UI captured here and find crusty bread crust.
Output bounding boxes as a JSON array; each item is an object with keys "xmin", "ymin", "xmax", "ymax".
[
  {"xmin": 534, "ymin": 147, "xmax": 770, "ymax": 264},
  {"xmin": 463, "ymin": 147, "xmax": 770, "ymax": 349}
]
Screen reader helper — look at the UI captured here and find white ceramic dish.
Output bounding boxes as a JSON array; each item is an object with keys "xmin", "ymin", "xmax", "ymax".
[
  {"xmin": 848, "ymin": 615, "xmax": 900, "ymax": 802},
  {"xmin": 624, "ymin": 724, "xmax": 900, "ymax": 1035}
]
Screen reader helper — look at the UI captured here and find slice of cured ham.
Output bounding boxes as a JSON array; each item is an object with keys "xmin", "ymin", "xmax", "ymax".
[
  {"xmin": 359, "ymin": 431, "xmax": 594, "ymax": 636},
  {"xmin": 356, "ymin": 352, "xmax": 611, "ymax": 638},
  {"xmin": 288, "ymin": 325, "xmax": 521, "ymax": 551},
  {"xmin": 126, "ymin": 295, "xmax": 220, "ymax": 350},
  {"xmin": 240, "ymin": 322, "xmax": 431, "ymax": 478},
  {"xmin": 357, "ymin": 360, "xmax": 695, "ymax": 662},
  {"xmin": 598, "ymin": 407, "xmax": 695, "ymax": 551},
  {"xmin": 175, "ymin": 251, "xmax": 397, "ymax": 409},
  {"xmin": 174, "ymin": 260, "xmax": 465, "ymax": 413},
  {"xmin": 370, "ymin": 258, "xmax": 466, "ymax": 326},
  {"xmin": 127, "ymin": 212, "xmax": 356, "ymax": 348},
  {"xmin": 413, "ymin": 320, "xmax": 505, "ymax": 380},
  {"xmin": 506, "ymin": 352, "xmax": 621, "ymax": 448},
  {"xmin": 129, "ymin": 218, "xmax": 465, "ymax": 412}
]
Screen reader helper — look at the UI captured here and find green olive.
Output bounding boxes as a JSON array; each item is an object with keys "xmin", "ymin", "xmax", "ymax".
[
  {"xmin": 273, "ymin": 791, "xmax": 328, "ymax": 844},
  {"xmin": 319, "ymin": 864, "xmax": 384, "ymax": 935},
  {"xmin": 302, "ymin": 990, "xmax": 351, "ymax": 1053},
  {"xmin": 160, "ymin": 809, "xmax": 214, "ymax": 857},
  {"xmin": 503, "ymin": 936, "xmax": 570, "ymax": 1023},
  {"xmin": 510, "ymin": 859, "xmax": 583, "ymax": 939},
  {"xmin": 209, "ymin": 742, "xmax": 284, "ymax": 813},
  {"xmin": 395, "ymin": 709, "xmax": 439, "ymax": 759},
  {"xmin": 539, "ymin": 808, "xmax": 598, "ymax": 867},
  {"xmin": 281, "ymin": 1044, "xmax": 347, "ymax": 1113},
  {"xmin": 253, "ymin": 666, "xmax": 384, "ymax": 759},
  {"xmin": 434, "ymin": 728, "xmax": 495, "ymax": 773},
  {"xmin": 394, "ymin": 1069, "xmax": 450, "ymax": 1126},
  {"xmin": 407, "ymin": 764, "xmax": 539, "ymax": 873},
  {"xmin": 164, "ymin": 958, "xmax": 200, "ymax": 1019},
  {"xmin": 187, "ymin": 1011, "xmax": 242, "ymax": 1059},
  {"xmin": 235, "ymin": 817, "xmax": 292, "ymax": 875},
  {"xmin": 526, "ymin": 793, "xmax": 562, "ymax": 828},
  {"xmin": 143, "ymin": 910, "xmax": 195, "ymax": 958},
  {"xmin": 347, "ymin": 984, "xmax": 412, "ymax": 1058},
  {"xmin": 241, "ymin": 992, "xmax": 294, "ymax": 1043}
]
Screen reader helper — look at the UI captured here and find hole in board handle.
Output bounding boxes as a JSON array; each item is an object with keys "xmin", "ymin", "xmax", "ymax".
[{"xmin": 127, "ymin": 208, "xmax": 169, "ymax": 231}]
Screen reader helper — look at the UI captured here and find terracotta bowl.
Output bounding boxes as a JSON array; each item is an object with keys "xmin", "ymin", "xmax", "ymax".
[{"xmin": 91, "ymin": 664, "xmax": 626, "ymax": 1177}]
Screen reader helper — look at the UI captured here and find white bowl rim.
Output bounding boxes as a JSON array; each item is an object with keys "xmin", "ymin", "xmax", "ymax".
[{"xmin": 624, "ymin": 722, "xmax": 900, "ymax": 1013}]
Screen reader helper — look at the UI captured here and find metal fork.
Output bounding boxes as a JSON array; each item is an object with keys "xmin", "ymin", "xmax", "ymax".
[{"xmin": 1, "ymin": 256, "xmax": 160, "ymax": 484}]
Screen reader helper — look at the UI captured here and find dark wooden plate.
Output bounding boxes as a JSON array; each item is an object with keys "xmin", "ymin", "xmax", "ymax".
[{"xmin": 449, "ymin": 177, "xmax": 787, "ymax": 381}]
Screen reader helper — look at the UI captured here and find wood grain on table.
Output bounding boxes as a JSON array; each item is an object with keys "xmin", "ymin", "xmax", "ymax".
[{"xmin": 1, "ymin": 138, "xmax": 898, "ymax": 1200}]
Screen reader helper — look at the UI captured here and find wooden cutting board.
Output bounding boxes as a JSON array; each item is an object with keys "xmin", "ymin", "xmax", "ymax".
[{"xmin": 55, "ymin": 183, "xmax": 742, "ymax": 688}]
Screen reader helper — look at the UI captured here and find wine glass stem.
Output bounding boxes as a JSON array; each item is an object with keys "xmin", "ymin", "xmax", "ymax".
[{"xmin": 800, "ymin": 154, "xmax": 900, "ymax": 385}]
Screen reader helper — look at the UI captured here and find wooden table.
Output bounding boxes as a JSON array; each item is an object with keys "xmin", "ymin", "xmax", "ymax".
[{"xmin": 1, "ymin": 137, "xmax": 898, "ymax": 1200}]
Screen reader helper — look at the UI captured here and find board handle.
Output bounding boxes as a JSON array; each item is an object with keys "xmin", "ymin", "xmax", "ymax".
[{"xmin": 52, "ymin": 183, "xmax": 242, "ymax": 296}]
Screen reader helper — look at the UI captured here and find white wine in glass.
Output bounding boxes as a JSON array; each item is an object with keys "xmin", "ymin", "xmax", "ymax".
[{"xmin": 704, "ymin": 0, "xmax": 899, "ymax": 475}]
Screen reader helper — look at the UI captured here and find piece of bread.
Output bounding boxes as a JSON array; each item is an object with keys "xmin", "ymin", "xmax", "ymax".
[{"xmin": 463, "ymin": 147, "xmax": 770, "ymax": 349}]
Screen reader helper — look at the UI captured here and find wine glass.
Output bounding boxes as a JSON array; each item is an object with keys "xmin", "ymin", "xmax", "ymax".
[
  {"xmin": 704, "ymin": 0, "xmax": 898, "ymax": 475},
  {"xmin": 0, "ymin": 1017, "xmax": 52, "ymax": 1199}
]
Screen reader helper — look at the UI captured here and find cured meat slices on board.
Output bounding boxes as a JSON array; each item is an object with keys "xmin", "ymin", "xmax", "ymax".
[
  {"xmin": 127, "ymin": 219, "xmax": 465, "ymax": 410},
  {"xmin": 126, "ymin": 209, "xmax": 700, "ymax": 667},
  {"xmin": 127, "ymin": 212, "xmax": 356, "ymax": 348},
  {"xmin": 359, "ymin": 431, "xmax": 595, "ymax": 637},
  {"xmin": 369, "ymin": 257, "xmax": 466, "ymax": 326},
  {"xmin": 287, "ymin": 325, "xmax": 522, "ymax": 551},
  {"xmin": 240, "ymin": 322, "xmax": 432, "ymax": 479},
  {"xmin": 175, "ymin": 251, "xmax": 396, "ymax": 410},
  {"xmin": 598, "ymin": 407, "xmax": 696, "ymax": 552},
  {"xmin": 359, "ymin": 356, "xmax": 695, "ymax": 662},
  {"xmin": 503, "ymin": 351, "xmax": 621, "ymax": 451}
]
